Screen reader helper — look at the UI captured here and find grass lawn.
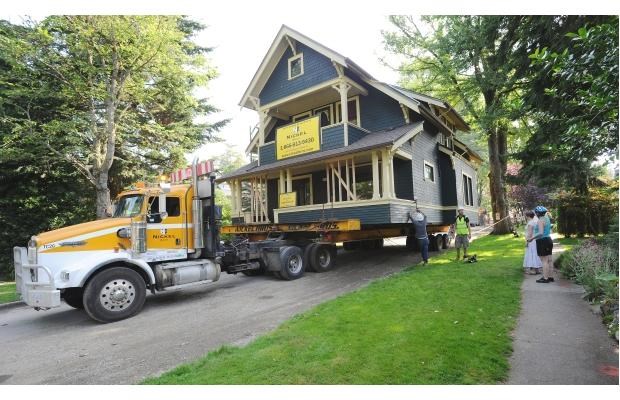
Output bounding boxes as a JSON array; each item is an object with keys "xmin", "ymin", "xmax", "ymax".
[
  {"xmin": 0, "ymin": 282, "xmax": 19, "ymax": 304},
  {"xmin": 144, "ymin": 234, "xmax": 524, "ymax": 385},
  {"xmin": 557, "ymin": 235, "xmax": 598, "ymax": 251}
]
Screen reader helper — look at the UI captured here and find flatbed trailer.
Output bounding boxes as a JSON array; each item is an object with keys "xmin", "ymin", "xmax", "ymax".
[{"xmin": 219, "ymin": 219, "xmax": 451, "ymax": 280}]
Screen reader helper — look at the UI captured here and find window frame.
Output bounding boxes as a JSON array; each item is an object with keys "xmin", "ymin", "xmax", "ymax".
[
  {"xmin": 462, "ymin": 172, "xmax": 474, "ymax": 206},
  {"xmin": 292, "ymin": 111, "xmax": 312, "ymax": 122},
  {"xmin": 335, "ymin": 95, "xmax": 361, "ymax": 127},
  {"xmin": 423, "ymin": 160, "xmax": 436, "ymax": 183},
  {"xmin": 288, "ymin": 53, "xmax": 304, "ymax": 80},
  {"xmin": 313, "ymin": 104, "xmax": 333, "ymax": 127}
]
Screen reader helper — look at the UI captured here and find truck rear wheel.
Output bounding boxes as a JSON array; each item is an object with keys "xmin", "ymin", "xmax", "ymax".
[
  {"xmin": 83, "ymin": 267, "xmax": 147, "ymax": 323},
  {"xmin": 62, "ymin": 288, "xmax": 84, "ymax": 309},
  {"xmin": 304, "ymin": 243, "xmax": 319, "ymax": 272},
  {"xmin": 279, "ymin": 246, "xmax": 305, "ymax": 280},
  {"xmin": 309, "ymin": 244, "xmax": 336, "ymax": 273}
]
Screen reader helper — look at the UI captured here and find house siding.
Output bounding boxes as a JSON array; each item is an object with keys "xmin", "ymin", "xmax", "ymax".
[
  {"xmin": 321, "ymin": 124, "xmax": 345, "ymax": 151},
  {"xmin": 454, "ymin": 156, "xmax": 479, "ymax": 222},
  {"xmin": 277, "ymin": 204, "xmax": 391, "ymax": 225},
  {"xmin": 348, "ymin": 124, "xmax": 367, "ymax": 144},
  {"xmin": 358, "ymin": 84, "xmax": 407, "ymax": 132},
  {"xmin": 259, "ymin": 142, "xmax": 276, "ymax": 165},
  {"xmin": 259, "ymin": 43, "xmax": 338, "ymax": 106},
  {"xmin": 411, "ymin": 129, "xmax": 442, "ymax": 207}
]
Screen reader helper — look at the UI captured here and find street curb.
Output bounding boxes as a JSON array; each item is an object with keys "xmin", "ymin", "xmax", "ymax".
[{"xmin": 0, "ymin": 300, "xmax": 25, "ymax": 311}]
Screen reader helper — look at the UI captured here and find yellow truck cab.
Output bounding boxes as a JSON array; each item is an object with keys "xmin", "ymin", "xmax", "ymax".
[{"xmin": 14, "ymin": 160, "xmax": 221, "ymax": 322}]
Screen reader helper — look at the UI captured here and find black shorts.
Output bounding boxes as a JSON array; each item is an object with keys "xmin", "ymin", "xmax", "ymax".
[{"xmin": 536, "ymin": 237, "xmax": 553, "ymax": 257}]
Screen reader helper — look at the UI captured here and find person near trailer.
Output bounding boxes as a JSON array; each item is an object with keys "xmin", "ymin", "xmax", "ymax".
[
  {"xmin": 528, "ymin": 205, "xmax": 554, "ymax": 283},
  {"xmin": 452, "ymin": 207, "xmax": 472, "ymax": 261},
  {"xmin": 523, "ymin": 210, "xmax": 542, "ymax": 275},
  {"xmin": 409, "ymin": 209, "xmax": 429, "ymax": 265}
]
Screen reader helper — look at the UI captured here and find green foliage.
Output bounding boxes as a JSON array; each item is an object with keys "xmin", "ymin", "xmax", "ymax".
[
  {"xmin": 143, "ymin": 234, "xmax": 524, "ymax": 384},
  {"xmin": 0, "ymin": 17, "xmax": 225, "ymax": 276},
  {"xmin": 0, "ymin": 282, "xmax": 18, "ymax": 304},
  {"xmin": 555, "ymin": 186, "xmax": 618, "ymax": 237},
  {"xmin": 521, "ymin": 18, "xmax": 619, "ymax": 193}
]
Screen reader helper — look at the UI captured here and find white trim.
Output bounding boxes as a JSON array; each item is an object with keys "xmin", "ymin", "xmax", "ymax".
[
  {"xmin": 292, "ymin": 110, "xmax": 312, "ymax": 122},
  {"xmin": 288, "ymin": 52, "xmax": 304, "ymax": 80},
  {"xmin": 395, "ymin": 149, "xmax": 412, "ymax": 160},
  {"xmin": 391, "ymin": 123, "xmax": 424, "ymax": 151},
  {"xmin": 423, "ymin": 160, "xmax": 436, "ymax": 183}
]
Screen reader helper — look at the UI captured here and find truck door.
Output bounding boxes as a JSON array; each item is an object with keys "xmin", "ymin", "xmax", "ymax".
[{"xmin": 145, "ymin": 195, "xmax": 187, "ymax": 261}]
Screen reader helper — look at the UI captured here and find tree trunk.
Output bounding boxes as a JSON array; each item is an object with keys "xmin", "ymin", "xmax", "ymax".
[
  {"xmin": 95, "ymin": 171, "xmax": 112, "ymax": 219},
  {"xmin": 487, "ymin": 127, "xmax": 513, "ymax": 234}
]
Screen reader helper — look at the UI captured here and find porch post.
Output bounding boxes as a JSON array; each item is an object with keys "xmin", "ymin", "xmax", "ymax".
[
  {"xmin": 258, "ymin": 109, "xmax": 268, "ymax": 146},
  {"xmin": 381, "ymin": 148, "xmax": 394, "ymax": 199},
  {"xmin": 230, "ymin": 181, "xmax": 237, "ymax": 216},
  {"xmin": 235, "ymin": 180, "xmax": 242, "ymax": 218},
  {"xmin": 279, "ymin": 170, "xmax": 285, "ymax": 194},
  {"xmin": 333, "ymin": 82, "xmax": 351, "ymax": 146},
  {"xmin": 371, "ymin": 151, "xmax": 380, "ymax": 200},
  {"xmin": 286, "ymin": 168, "xmax": 292, "ymax": 193}
]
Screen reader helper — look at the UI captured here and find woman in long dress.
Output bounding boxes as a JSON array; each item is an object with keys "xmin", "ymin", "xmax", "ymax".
[{"xmin": 523, "ymin": 210, "xmax": 542, "ymax": 274}]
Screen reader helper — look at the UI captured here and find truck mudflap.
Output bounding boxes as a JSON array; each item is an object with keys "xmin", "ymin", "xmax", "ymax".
[{"xmin": 13, "ymin": 247, "xmax": 61, "ymax": 309}]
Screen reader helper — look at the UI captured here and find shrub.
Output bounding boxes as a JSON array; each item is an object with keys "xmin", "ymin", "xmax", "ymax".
[{"xmin": 556, "ymin": 188, "xmax": 618, "ymax": 237}]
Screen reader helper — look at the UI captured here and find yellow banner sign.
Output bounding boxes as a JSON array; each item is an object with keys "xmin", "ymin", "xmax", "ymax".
[
  {"xmin": 279, "ymin": 192, "xmax": 297, "ymax": 208},
  {"xmin": 276, "ymin": 116, "xmax": 320, "ymax": 160}
]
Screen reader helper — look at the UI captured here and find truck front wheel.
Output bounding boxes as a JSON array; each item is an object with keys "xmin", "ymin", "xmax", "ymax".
[{"xmin": 83, "ymin": 267, "xmax": 147, "ymax": 323}]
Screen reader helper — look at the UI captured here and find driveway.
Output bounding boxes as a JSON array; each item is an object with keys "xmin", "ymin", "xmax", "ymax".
[{"xmin": 0, "ymin": 239, "xmax": 429, "ymax": 384}]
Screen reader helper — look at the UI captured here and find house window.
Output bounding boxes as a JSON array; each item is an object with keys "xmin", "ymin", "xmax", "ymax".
[
  {"xmin": 463, "ymin": 173, "xmax": 474, "ymax": 206},
  {"xmin": 292, "ymin": 111, "xmax": 312, "ymax": 122},
  {"xmin": 313, "ymin": 104, "xmax": 333, "ymax": 127},
  {"xmin": 424, "ymin": 161, "xmax": 435, "ymax": 182},
  {"xmin": 288, "ymin": 53, "xmax": 304, "ymax": 80},
  {"xmin": 335, "ymin": 96, "xmax": 360, "ymax": 126}
]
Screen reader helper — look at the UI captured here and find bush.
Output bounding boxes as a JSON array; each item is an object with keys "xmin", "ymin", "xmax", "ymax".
[{"xmin": 556, "ymin": 188, "xmax": 618, "ymax": 237}]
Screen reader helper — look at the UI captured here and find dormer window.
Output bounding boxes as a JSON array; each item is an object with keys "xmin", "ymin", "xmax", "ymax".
[{"xmin": 288, "ymin": 53, "xmax": 304, "ymax": 80}]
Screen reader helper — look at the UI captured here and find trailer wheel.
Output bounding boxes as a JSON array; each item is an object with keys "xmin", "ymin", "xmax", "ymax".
[
  {"xmin": 304, "ymin": 243, "xmax": 319, "ymax": 272},
  {"xmin": 83, "ymin": 267, "xmax": 147, "ymax": 323},
  {"xmin": 278, "ymin": 246, "xmax": 305, "ymax": 280},
  {"xmin": 62, "ymin": 288, "xmax": 84, "ymax": 309},
  {"xmin": 435, "ymin": 235, "xmax": 443, "ymax": 251},
  {"xmin": 441, "ymin": 234, "xmax": 449, "ymax": 249},
  {"xmin": 375, "ymin": 238, "xmax": 384, "ymax": 249},
  {"xmin": 310, "ymin": 244, "xmax": 336, "ymax": 273}
]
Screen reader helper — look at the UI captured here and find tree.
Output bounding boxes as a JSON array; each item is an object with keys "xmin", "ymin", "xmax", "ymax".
[
  {"xmin": 1, "ymin": 16, "xmax": 227, "ymax": 218},
  {"xmin": 521, "ymin": 18, "xmax": 619, "ymax": 193},
  {"xmin": 383, "ymin": 16, "xmax": 595, "ymax": 233}
]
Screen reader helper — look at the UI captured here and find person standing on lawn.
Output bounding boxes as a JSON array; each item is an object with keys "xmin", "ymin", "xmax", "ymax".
[
  {"xmin": 523, "ymin": 210, "xmax": 542, "ymax": 275},
  {"xmin": 528, "ymin": 205, "xmax": 554, "ymax": 283},
  {"xmin": 409, "ymin": 209, "xmax": 429, "ymax": 265},
  {"xmin": 452, "ymin": 207, "xmax": 472, "ymax": 261}
]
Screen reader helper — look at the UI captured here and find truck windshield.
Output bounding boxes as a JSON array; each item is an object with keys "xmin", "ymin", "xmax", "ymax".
[{"xmin": 113, "ymin": 195, "xmax": 144, "ymax": 218}]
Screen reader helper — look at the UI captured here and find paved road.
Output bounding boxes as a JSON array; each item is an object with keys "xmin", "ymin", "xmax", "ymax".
[{"xmin": 0, "ymin": 239, "xmax": 429, "ymax": 385}]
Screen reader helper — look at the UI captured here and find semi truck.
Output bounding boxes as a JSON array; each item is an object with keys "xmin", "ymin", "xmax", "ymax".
[{"xmin": 13, "ymin": 160, "xmax": 449, "ymax": 323}]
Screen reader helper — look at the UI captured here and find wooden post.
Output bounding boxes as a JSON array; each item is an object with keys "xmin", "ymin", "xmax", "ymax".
[
  {"xmin": 372, "ymin": 151, "xmax": 380, "ymax": 200},
  {"xmin": 326, "ymin": 164, "xmax": 331, "ymax": 203},
  {"xmin": 381, "ymin": 149, "xmax": 391, "ymax": 199},
  {"xmin": 286, "ymin": 169, "xmax": 292, "ymax": 193},
  {"xmin": 345, "ymin": 159, "xmax": 350, "ymax": 201},
  {"xmin": 333, "ymin": 81, "xmax": 351, "ymax": 146},
  {"xmin": 352, "ymin": 157, "xmax": 357, "ymax": 200},
  {"xmin": 337, "ymin": 160, "xmax": 342, "ymax": 202},
  {"xmin": 279, "ymin": 170, "xmax": 285, "ymax": 194}
]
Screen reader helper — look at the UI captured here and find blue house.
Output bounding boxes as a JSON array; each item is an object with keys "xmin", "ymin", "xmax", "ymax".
[{"xmin": 219, "ymin": 26, "xmax": 482, "ymax": 227}]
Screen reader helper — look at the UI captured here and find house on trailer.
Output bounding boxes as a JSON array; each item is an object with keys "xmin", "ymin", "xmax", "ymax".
[{"xmin": 219, "ymin": 25, "xmax": 482, "ymax": 227}]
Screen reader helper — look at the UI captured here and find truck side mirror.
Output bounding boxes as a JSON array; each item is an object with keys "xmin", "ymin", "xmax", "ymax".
[{"xmin": 158, "ymin": 194, "xmax": 168, "ymax": 220}]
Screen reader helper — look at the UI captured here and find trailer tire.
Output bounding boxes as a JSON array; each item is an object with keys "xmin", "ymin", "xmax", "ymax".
[
  {"xmin": 278, "ymin": 246, "xmax": 305, "ymax": 280},
  {"xmin": 441, "ymin": 234, "xmax": 449, "ymax": 249},
  {"xmin": 435, "ymin": 235, "xmax": 443, "ymax": 251},
  {"xmin": 309, "ymin": 244, "xmax": 336, "ymax": 273},
  {"xmin": 375, "ymin": 238, "xmax": 384, "ymax": 249},
  {"xmin": 62, "ymin": 288, "xmax": 84, "ymax": 309},
  {"xmin": 304, "ymin": 243, "xmax": 319, "ymax": 272},
  {"xmin": 83, "ymin": 267, "xmax": 147, "ymax": 323}
]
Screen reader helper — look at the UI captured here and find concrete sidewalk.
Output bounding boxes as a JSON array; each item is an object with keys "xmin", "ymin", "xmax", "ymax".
[{"xmin": 507, "ymin": 239, "xmax": 619, "ymax": 384}]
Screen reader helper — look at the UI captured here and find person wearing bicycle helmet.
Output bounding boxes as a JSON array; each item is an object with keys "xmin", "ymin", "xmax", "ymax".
[{"xmin": 528, "ymin": 205, "xmax": 554, "ymax": 283}]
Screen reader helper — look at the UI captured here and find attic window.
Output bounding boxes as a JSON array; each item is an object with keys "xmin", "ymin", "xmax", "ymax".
[{"xmin": 288, "ymin": 53, "xmax": 304, "ymax": 80}]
